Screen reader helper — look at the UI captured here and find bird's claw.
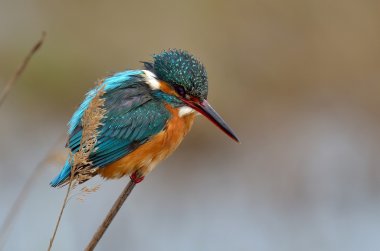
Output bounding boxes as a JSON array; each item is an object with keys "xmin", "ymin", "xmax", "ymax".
[{"xmin": 130, "ymin": 172, "xmax": 145, "ymax": 183}]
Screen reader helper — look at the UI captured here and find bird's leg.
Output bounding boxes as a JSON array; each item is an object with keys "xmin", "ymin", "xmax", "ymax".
[{"xmin": 130, "ymin": 171, "xmax": 145, "ymax": 183}]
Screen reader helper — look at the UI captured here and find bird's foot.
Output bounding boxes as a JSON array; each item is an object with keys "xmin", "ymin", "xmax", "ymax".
[{"xmin": 130, "ymin": 172, "xmax": 145, "ymax": 183}]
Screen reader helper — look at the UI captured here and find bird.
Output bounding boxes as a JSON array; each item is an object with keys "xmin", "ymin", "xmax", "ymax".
[{"xmin": 50, "ymin": 49, "xmax": 239, "ymax": 187}]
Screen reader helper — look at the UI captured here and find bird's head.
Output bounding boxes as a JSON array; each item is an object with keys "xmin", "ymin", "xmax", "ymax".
[{"xmin": 143, "ymin": 49, "xmax": 239, "ymax": 143}]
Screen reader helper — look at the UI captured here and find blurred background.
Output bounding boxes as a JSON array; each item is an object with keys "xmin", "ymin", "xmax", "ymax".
[{"xmin": 1, "ymin": 0, "xmax": 380, "ymax": 250}]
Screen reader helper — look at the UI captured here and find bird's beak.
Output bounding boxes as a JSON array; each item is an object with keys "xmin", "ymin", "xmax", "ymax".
[{"xmin": 182, "ymin": 98, "xmax": 240, "ymax": 143}]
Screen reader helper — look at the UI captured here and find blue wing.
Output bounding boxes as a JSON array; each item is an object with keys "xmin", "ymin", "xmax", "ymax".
[{"xmin": 50, "ymin": 70, "xmax": 171, "ymax": 186}]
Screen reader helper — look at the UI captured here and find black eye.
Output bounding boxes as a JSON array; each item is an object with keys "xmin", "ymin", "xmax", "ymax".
[{"xmin": 173, "ymin": 84, "xmax": 186, "ymax": 97}]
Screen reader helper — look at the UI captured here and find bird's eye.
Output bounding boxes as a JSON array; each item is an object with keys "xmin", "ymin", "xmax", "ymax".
[{"xmin": 173, "ymin": 84, "xmax": 186, "ymax": 98}]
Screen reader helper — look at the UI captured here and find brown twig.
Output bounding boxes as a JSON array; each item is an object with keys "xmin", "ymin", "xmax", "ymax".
[
  {"xmin": 0, "ymin": 134, "xmax": 65, "ymax": 251},
  {"xmin": 0, "ymin": 32, "xmax": 46, "ymax": 107},
  {"xmin": 85, "ymin": 179, "xmax": 137, "ymax": 251}
]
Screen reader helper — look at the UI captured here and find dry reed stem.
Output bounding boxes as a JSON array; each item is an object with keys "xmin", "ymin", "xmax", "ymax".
[
  {"xmin": 0, "ymin": 31, "xmax": 46, "ymax": 250},
  {"xmin": 0, "ymin": 134, "xmax": 65, "ymax": 251},
  {"xmin": 47, "ymin": 173, "xmax": 74, "ymax": 251},
  {"xmin": 72, "ymin": 81, "xmax": 106, "ymax": 185},
  {"xmin": 0, "ymin": 32, "xmax": 46, "ymax": 107},
  {"xmin": 48, "ymin": 83, "xmax": 106, "ymax": 251},
  {"xmin": 85, "ymin": 179, "xmax": 137, "ymax": 251}
]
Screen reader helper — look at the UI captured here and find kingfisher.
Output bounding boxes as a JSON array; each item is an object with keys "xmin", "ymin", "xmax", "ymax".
[{"xmin": 50, "ymin": 49, "xmax": 239, "ymax": 187}]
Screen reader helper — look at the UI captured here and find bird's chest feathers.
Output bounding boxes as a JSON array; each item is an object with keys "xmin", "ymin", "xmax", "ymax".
[
  {"xmin": 139, "ymin": 104, "xmax": 195, "ymax": 170},
  {"xmin": 100, "ymin": 104, "xmax": 195, "ymax": 178},
  {"xmin": 156, "ymin": 104, "xmax": 195, "ymax": 159}
]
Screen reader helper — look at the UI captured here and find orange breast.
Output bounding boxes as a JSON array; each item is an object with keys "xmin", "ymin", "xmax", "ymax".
[{"xmin": 98, "ymin": 104, "xmax": 195, "ymax": 179}]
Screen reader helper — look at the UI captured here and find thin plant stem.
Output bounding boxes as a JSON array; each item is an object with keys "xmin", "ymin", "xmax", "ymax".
[
  {"xmin": 48, "ymin": 81, "xmax": 106, "ymax": 250},
  {"xmin": 0, "ymin": 134, "xmax": 65, "ymax": 251},
  {"xmin": 85, "ymin": 179, "xmax": 137, "ymax": 251},
  {"xmin": 47, "ymin": 175, "xmax": 75, "ymax": 251},
  {"xmin": 0, "ymin": 32, "xmax": 46, "ymax": 107}
]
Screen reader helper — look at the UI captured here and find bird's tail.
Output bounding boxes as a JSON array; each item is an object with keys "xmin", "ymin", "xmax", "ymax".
[{"xmin": 50, "ymin": 158, "xmax": 71, "ymax": 187}]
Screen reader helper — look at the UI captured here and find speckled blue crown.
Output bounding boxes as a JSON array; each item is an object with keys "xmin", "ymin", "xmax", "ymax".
[{"xmin": 153, "ymin": 49, "xmax": 208, "ymax": 99}]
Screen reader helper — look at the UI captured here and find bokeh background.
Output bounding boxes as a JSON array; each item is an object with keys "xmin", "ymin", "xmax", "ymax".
[{"xmin": 1, "ymin": 0, "xmax": 380, "ymax": 250}]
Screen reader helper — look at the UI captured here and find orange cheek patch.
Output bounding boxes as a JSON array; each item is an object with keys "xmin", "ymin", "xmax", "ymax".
[{"xmin": 159, "ymin": 81, "xmax": 179, "ymax": 97}]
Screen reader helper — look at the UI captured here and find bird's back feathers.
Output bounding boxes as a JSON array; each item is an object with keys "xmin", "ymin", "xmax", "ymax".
[{"xmin": 50, "ymin": 70, "xmax": 171, "ymax": 186}]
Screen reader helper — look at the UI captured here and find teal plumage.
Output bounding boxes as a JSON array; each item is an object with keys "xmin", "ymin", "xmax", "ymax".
[
  {"xmin": 51, "ymin": 70, "xmax": 171, "ymax": 186},
  {"xmin": 51, "ymin": 49, "xmax": 239, "ymax": 187}
]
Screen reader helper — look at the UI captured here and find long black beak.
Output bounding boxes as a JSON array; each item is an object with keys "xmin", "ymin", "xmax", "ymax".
[{"xmin": 183, "ymin": 99, "xmax": 240, "ymax": 143}]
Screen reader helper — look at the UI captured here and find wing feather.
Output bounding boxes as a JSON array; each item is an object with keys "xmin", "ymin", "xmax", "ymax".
[
  {"xmin": 67, "ymin": 72, "xmax": 171, "ymax": 169},
  {"xmin": 51, "ymin": 70, "xmax": 171, "ymax": 186}
]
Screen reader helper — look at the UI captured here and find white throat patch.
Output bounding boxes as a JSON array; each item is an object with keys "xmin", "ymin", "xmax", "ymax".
[
  {"xmin": 179, "ymin": 106, "xmax": 195, "ymax": 117},
  {"xmin": 142, "ymin": 70, "xmax": 160, "ymax": 90}
]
